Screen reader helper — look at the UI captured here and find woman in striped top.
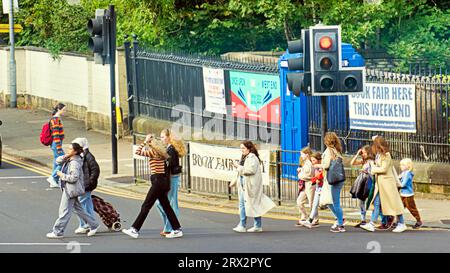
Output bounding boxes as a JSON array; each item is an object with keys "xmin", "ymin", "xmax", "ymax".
[
  {"xmin": 122, "ymin": 134, "xmax": 183, "ymax": 239},
  {"xmin": 47, "ymin": 103, "xmax": 66, "ymax": 188}
]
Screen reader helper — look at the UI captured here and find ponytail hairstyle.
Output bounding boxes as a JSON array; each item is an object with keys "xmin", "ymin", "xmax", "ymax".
[
  {"xmin": 161, "ymin": 128, "xmax": 187, "ymax": 157},
  {"xmin": 52, "ymin": 103, "xmax": 66, "ymax": 116}
]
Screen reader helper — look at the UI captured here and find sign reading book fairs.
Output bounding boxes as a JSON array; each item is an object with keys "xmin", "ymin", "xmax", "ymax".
[
  {"xmin": 189, "ymin": 142, "xmax": 271, "ymax": 186},
  {"xmin": 349, "ymin": 83, "xmax": 416, "ymax": 133}
]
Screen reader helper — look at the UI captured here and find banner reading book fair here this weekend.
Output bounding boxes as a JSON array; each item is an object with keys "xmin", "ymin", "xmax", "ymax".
[
  {"xmin": 189, "ymin": 142, "xmax": 271, "ymax": 186},
  {"xmin": 349, "ymin": 83, "xmax": 416, "ymax": 133}
]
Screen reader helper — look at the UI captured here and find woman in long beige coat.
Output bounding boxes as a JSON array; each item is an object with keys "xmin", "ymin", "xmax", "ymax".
[
  {"xmin": 232, "ymin": 141, "xmax": 275, "ymax": 233},
  {"xmin": 361, "ymin": 136, "xmax": 407, "ymax": 233}
]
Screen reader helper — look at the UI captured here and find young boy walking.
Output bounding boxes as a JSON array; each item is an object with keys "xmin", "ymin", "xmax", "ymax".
[{"xmin": 399, "ymin": 158, "xmax": 423, "ymax": 229}]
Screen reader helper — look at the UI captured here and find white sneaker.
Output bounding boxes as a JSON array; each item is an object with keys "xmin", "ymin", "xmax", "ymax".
[
  {"xmin": 232, "ymin": 225, "xmax": 247, "ymax": 233},
  {"xmin": 166, "ymin": 229, "xmax": 183, "ymax": 238},
  {"xmin": 361, "ymin": 222, "xmax": 375, "ymax": 232},
  {"xmin": 47, "ymin": 177, "xmax": 59, "ymax": 188},
  {"xmin": 392, "ymin": 223, "xmax": 407, "ymax": 233},
  {"xmin": 87, "ymin": 226, "xmax": 99, "ymax": 237},
  {"xmin": 302, "ymin": 221, "xmax": 313, "ymax": 229},
  {"xmin": 122, "ymin": 228, "xmax": 139, "ymax": 239},
  {"xmin": 74, "ymin": 227, "xmax": 89, "ymax": 234},
  {"xmin": 46, "ymin": 232, "xmax": 63, "ymax": 239},
  {"xmin": 247, "ymin": 227, "xmax": 263, "ymax": 232}
]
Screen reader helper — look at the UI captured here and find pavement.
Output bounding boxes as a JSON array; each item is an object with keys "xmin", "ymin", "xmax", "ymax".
[{"xmin": 1, "ymin": 107, "xmax": 450, "ymax": 230}]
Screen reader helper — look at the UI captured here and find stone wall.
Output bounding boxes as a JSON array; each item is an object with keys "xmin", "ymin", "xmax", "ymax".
[{"xmin": 0, "ymin": 46, "xmax": 130, "ymax": 136}]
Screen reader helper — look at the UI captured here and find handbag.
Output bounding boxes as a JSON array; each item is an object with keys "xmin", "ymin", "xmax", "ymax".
[
  {"xmin": 326, "ymin": 157, "xmax": 346, "ymax": 185},
  {"xmin": 297, "ymin": 179, "xmax": 305, "ymax": 194},
  {"xmin": 350, "ymin": 172, "xmax": 369, "ymax": 200}
]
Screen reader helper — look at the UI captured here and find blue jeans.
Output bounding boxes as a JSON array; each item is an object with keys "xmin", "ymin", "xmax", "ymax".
[
  {"xmin": 156, "ymin": 175, "xmax": 180, "ymax": 232},
  {"xmin": 78, "ymin": 191, "xmax": 96, "ymax": 228},
  {"xmin": 359, "ymin": 199, "xmax": 367, "ymax": 221},
  {"xmin": 371, "ymin": 194, "xmax": 382, "ymax": 223},
  {"xmin": 309, "ymin": 186, "xmax": 322, "ymax": 221},
  {"xmin": 371, "ymin": 194, "xmax": 404, "ymax": 224},
  {"xmin": 238, "ymin": 178, "xmax": 261, "ymax": 228},
  {"xmin": 328, "ymin": 182, "xmax": 344, "ymax": 226},
  {"xmin": 51, "ymin": 142, "xmax": 64, "ymax": 182}
]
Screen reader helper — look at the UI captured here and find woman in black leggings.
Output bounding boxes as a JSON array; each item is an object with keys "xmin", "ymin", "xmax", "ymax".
[{"xmin": 122, "ymin": 134, "xmax": 183, "ymax": 239}]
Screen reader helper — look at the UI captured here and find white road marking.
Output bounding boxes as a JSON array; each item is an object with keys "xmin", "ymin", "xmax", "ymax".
[
  {"xmin": 0, "ymin": 243, "xmax": 91, "ymax": 246},
  {"xmin": 0, "ymin": 176, "xmax": 47, "ymax": 180},
  {"xmin": 20, "ymin": 189, "xmax": 28, "ymax": 192}
]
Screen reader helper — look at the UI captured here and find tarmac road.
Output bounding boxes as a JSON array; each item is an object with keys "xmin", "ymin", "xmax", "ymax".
[{"xmin": 0, "ymin": 160, "xmax": 449, "ymax": 253}]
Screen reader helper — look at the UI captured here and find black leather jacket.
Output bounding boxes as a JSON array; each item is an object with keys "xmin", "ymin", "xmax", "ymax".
[{"xmin": 167, "ymin": 145, "xmax": 182, "ymax": 175}]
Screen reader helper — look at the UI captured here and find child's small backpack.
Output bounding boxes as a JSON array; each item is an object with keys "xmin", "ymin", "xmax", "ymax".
[{"xmin": 40, "ymin": 121, "xmax": 53, "ymax": 146}]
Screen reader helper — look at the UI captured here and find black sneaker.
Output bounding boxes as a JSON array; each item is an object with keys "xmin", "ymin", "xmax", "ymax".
[{"xmin": 413, "ymin": 221, "xmax": 423, "ymax": 229}]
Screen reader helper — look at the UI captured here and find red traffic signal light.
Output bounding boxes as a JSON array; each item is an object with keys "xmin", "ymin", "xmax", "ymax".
[{"xmin": 319, "ymin": 36, "xmax": 333, "ymax": 50}]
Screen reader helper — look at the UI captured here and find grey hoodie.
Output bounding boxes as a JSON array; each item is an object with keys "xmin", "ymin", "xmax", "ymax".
[{"xmin": 56, "ymin": 155, "xmax": 85, "ymax": 198}]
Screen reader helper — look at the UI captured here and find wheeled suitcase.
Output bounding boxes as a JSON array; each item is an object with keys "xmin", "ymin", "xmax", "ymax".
[{"xmin": 91, "ymin": 195, "xmax": 122, "ymax": 231}]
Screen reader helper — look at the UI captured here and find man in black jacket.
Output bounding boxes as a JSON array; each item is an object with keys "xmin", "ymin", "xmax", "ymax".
[{"xmin": 72, "ymin": 138, "xmax": 100, "ymax": 234}]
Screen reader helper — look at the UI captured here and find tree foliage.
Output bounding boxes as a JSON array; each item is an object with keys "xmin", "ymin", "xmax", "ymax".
[{"xmin": 0, "ymin": 0, "xmax": 447, "ymax": 64}]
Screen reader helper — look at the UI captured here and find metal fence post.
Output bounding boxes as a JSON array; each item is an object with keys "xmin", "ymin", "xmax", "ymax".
[
  {"xmin": 131, "ymin": 35, "xmax": 140, "ymax": 117},
  {"xmin": 187, "ymin": 142, "xmax": 192, "ymax": 193},
  {"xmin": 123, "ymin": 35, "xmax": 134, "ymax": 131},
  {"xmin": 276, "ymin": 150, "xmax": 282, "ymax": 206},
  {"xmin": 132, "ymin": 133, "xmax": 137, "ymax": 184}
]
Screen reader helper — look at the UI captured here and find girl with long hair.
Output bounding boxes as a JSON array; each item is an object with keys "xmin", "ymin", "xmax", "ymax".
[
  {"xmin": 47, "ymin": 103, "xmax": 66, "ymax": 188},
  {"xmin": 156, "ymin": 128, "xmax": 186, "ymax": 237},
  {"xmin": 313, "ymin": 132, "xmax": 346, "ymax": 233},
  {"xmin": 361, "ymin": 136, "xmax": 407, "ymax": 233},
  {"xmin": 231, "ymin": 141, "xmax": 275, "ymax": 232}
]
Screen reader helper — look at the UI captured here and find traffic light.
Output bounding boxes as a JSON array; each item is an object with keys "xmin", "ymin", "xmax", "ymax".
[
  {"xmin": 286, "ymin": 29, "xmax": 311, "ymax": 96},
  {"xmin": 310, "ymin": 25, "xmax": 364, "ymax": 96},
  {"xmin": 310, "ymin": 25, "xmax": 340, "ymax": 94},
  {"xmin": 88, "ymin": 9, "xmax": 110, "ymax": 64}
]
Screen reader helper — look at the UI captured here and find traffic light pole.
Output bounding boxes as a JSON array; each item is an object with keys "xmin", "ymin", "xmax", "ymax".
[
  {"xmin": 108, "ymin": 5, "xmax": 118, "ymax": 174},
  {"xmin": 9, "ymin": 0, "xmax": 17, "ymax": 108},
  {"xmin": 320, "ymin": 96, "xmax": 327, "ymax": 152}
]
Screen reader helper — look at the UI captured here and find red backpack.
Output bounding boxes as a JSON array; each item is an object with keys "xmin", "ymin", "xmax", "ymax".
[{"xmin": 40, "ymin": 121, "xmax": 53, "ymax": 146}]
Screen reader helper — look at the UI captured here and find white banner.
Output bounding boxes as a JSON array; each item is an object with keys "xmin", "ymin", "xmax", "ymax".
[
  {"xmin": 189, "ymin": 142, "xmax": 271, "ymax": 186},
  {"xmin": 203, "ymin": 67, "xmax": 227, "ymax": 114},
  {"xmin": 349, "ymin": 83, "xmax": 416, "ymax": 133},
  {"xmin": 2, "ymin": 0, "xmax": 19, "ymax": 14}
]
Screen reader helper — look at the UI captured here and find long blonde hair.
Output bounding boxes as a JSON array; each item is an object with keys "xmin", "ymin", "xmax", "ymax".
[{"xmin": 161, "ymin": 128, "xmax": 187, "ymax": 157}]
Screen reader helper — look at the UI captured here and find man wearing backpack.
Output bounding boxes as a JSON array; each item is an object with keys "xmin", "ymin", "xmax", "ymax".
[{"xmin": 72, "ymin": 138, "xmax": 101, "ymax": 234}]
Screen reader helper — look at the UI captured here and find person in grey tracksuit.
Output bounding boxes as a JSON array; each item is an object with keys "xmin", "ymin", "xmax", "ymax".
[{"xmin": 46, "ymin": 142, "xmax": 100, "ymax": 239}]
